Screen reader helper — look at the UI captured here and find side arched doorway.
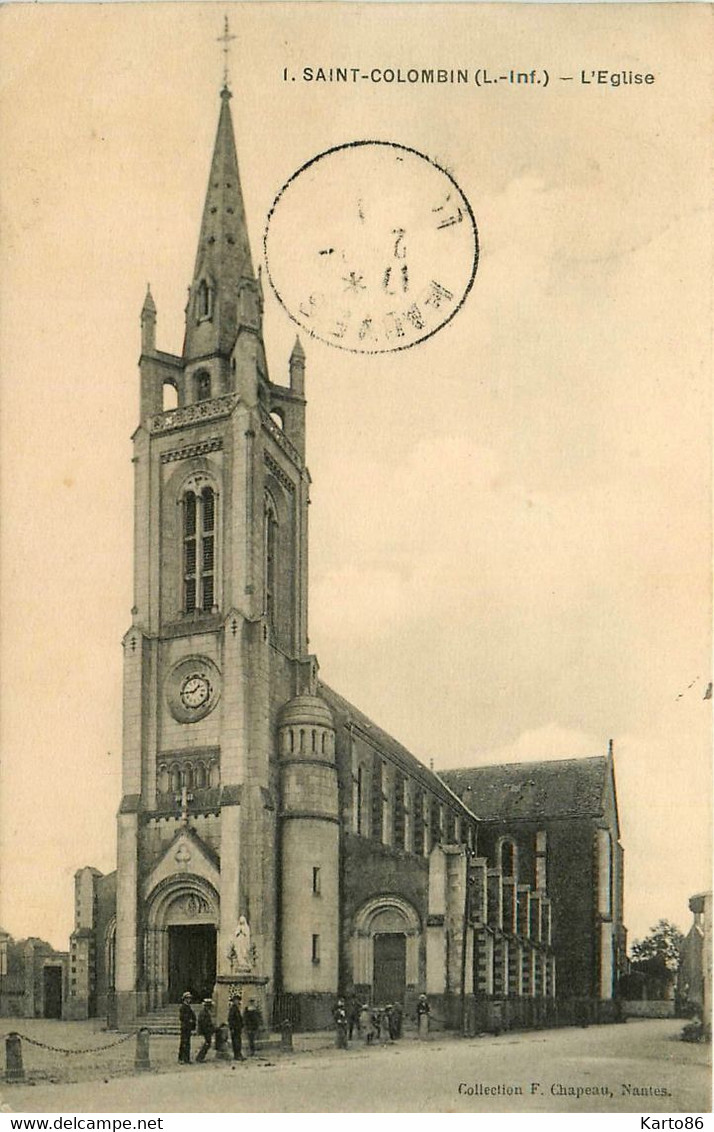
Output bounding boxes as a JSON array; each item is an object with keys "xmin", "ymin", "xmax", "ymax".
[
  {"xmin": 144, "ymin": 875, "xmax": 219, "ymax": 1009},
  {"xmin": 352, "ymin": 895, "xmax": 421, "ymax": 1005}
]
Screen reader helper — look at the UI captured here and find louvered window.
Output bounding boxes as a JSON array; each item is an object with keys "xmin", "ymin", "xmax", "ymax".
[{"xmin": 182, "ymin": 484, "xmax": 218, "ymax": 614}]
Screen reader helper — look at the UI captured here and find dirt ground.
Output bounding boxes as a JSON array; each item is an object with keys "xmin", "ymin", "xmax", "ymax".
[{"xmin": 1, "ymin": 1017, "xmax": 710, "ymax": 1114}]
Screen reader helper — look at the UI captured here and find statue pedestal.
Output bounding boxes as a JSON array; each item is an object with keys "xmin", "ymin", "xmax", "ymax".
[{"xmin": 213, "ymin": 973, "xmax": 269, "ymax": 1029}]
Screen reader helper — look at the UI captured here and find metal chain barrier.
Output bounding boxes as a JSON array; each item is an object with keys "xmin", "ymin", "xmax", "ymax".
[{"xmin": 6, "ymin": 1030, "xmax": 137, "ymax": 1055}]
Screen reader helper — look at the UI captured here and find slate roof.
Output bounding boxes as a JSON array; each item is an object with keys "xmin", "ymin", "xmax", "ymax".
[
  {"xmin": 318, "ymin": 682, "xmax": 474, "ymax": 814},
  {"xmin": 440, "ymin": 756, "xmax": 609, "ymax": 822}
]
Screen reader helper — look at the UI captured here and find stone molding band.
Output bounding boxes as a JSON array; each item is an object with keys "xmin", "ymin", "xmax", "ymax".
[{"xmin": 279, "ymin": 810, "xmax": 340, "ymax": 824}]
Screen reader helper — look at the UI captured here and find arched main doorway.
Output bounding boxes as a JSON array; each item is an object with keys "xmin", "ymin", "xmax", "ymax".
[
  {"xmin": 144, "ymin": 874, "xmax": 219, "ymax": 1009},
  {"xmin": 352, "ymin": 895, "xmax": 421, "ymax": 1005}
]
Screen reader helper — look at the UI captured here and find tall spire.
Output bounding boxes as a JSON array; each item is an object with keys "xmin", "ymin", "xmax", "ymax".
[{"xmin": 183, "ymin": 86, "xmax": 258, "ymax": 361}]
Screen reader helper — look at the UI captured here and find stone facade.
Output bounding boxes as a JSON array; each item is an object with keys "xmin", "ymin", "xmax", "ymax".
[
  {"xmin": 442, "ymin": 751, "xmax": 628, "ymax": 1021},
  {"xmin": 0, "ymin": 931, "xmax": 68, "ymax": 1020},
  {"xmin": 678, "ymin": 892, "xmax": 712, "ymax": 1023},
  {"xmin": 69, "ymin": 85, "xmax": 623, "ymax": 1032}
]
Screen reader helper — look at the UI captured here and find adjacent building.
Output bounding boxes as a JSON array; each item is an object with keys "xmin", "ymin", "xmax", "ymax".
[{"xmin": 0, "ymin": 932, "xmax": 68, "ymax": 1020}]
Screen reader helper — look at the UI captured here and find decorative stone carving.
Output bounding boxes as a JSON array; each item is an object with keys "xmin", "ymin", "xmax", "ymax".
[
  {"xmin": 264, "ymin": 451, "xmax": 296, "ymax": 494},
  {"xmin": 228, "ymin": 916, "xmax": 253, "ymax": 972},
  {"xmin": 150, "ymin": 394, "xmax": 239, "ymax": 434},
  {"xmin": 161, "ymin": 438, "xmax": 223, "ymax": 463},
  {"xmin": 183, "ymin": 893, "xmax": 207, "ymax": 917}
]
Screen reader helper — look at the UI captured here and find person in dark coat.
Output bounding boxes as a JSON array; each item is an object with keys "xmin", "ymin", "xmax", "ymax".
[
  {"xmin": 347, "ymin": 994, "xmax": 361, "ymax": 1040},
  {"xmin": 243, "ymin": 999, "xmax": 261, "ymax": 1056},
  {"xmin": 178, "ymin": 991, "xmax": 196, "ymax": 1064},
  {"xmin": 227, "ymin": 991, "xmax": 245, "ymax": 1061},
  {"xmin": 195, "ymin": 998, "xmax": 216, "ymax": 1062},
  {"xmin": 417, "ymin": 993, "xmax": 431, "ymax": 1039}
]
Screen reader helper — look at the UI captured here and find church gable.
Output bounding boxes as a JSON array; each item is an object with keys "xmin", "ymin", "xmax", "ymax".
[
  {"xmin": 600, "ymin": 754, "xmax": 621, "ymax": 840},
  {"xmin": 142, "ymin": 827, "xmax": 220, "ymax": 902}
]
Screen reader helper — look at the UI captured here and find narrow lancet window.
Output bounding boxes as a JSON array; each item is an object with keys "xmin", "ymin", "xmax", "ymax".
[
  {"xmin": 264, "ymin": 494, "xmax": 278, "ymax": 625},
  {"xmin": 196, "ymin": 280, "xmax": 212, "ymax": 321},
  {"xmin": 194, "ymin": 371, "xmax": 212, "ymax": 402}
]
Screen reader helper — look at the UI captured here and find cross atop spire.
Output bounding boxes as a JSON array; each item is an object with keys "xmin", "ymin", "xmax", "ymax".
[{"xmin": 217, "ymin": 15, "xmax": 237, "ymax": 93}]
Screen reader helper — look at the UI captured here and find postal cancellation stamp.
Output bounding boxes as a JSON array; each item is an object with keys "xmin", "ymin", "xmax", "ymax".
[{"xmin": 263, "ymin": 140, "xmax": 479, "ymax": 353}]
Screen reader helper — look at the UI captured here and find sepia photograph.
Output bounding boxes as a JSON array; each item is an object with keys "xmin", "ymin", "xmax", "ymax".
[{"xmin": 0, "ymin": 1, "xmax": 711, "ymax": 1116}]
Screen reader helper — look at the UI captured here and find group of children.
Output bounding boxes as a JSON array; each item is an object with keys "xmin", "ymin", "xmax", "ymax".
[{"xmin": 333, "ymin": 996, "xmax": 411, "ymax": 1046}]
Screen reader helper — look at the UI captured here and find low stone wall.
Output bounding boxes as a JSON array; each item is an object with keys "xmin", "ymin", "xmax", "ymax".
[
  {"xmin": 465, "ymin": 996, "xmax": 624, "ymax": 1034},
  {"xmin": 271, "ymin": 991, "xmax": 336, "ymax": 1031},
  {"xmin": 622, "ymin": 999, "xmax": 675, "ymax": 1018},
  {"xmin": 269, "ymin": 993, "xmax": 627, "ymax": 1034}
]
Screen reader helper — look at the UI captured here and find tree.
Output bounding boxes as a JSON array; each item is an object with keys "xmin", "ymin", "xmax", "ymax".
[
  {"xmin": 630, "ymin": 919, "xmax": 684, "ymax": 971},
  {"xmin": 629, "ymin": 919, "xmax": 684, "ymax": 1000}
]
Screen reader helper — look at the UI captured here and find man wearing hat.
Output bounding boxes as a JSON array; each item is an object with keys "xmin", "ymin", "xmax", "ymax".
[
  {"xmin": 178, "ymin": 991, "xmax": 196, "ymax": 1064},
  {"xmin": 243, "ymin": 998, "xmax": 262, "ymax": 1056},
  {"xmin": 227, "ymin": 987, "xmax": 245, "ymax": 1061},
  {"xmin": 195, "ymin": 997, "xmax": 216, "ymax": 1062}
]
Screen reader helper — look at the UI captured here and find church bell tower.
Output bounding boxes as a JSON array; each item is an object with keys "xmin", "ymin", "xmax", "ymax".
[{"xmin": 114, "ymin": 82, "xmax": 315, "ymax": 1025}]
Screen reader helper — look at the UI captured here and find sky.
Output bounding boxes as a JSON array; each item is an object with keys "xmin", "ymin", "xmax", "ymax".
[{"xmin": 0, "ymin": 2, "xmax": 711, "ymax": 952}]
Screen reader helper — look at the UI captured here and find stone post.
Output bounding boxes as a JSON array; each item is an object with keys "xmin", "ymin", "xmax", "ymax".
[
  {"xmin": 5, "ymin": 1034, "xmax": 24, "ymax": 1082},
  {"xmin": 134, "ymin": 1027, "xmax": 151, "ymax": 1071}
]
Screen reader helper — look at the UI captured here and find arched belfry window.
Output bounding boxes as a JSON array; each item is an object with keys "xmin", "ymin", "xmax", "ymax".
[
  {"xmin": 194, "ymin": 370, "xmax": 212, "ymax": 402},
  {"xmin": 264, "ymin": 493, "xmax": 278, "ymax": 624},
  {"xmin": 182, "ymin": 476, "xmax": 218, "ymax": 614},
  {"xmin": 162, "ymin": 382, "xmax": 178, "ymax": 411}
]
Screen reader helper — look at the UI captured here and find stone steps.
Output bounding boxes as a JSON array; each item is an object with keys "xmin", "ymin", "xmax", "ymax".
[{"xmin": 136, "ymin": 1005, "xmax": 183, "ymax": 1035}]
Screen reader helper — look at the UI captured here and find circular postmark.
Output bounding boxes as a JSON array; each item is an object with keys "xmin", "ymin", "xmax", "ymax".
[{"xmin": 263, "ymin": 141, "xmax": 478, "ymax": 354}]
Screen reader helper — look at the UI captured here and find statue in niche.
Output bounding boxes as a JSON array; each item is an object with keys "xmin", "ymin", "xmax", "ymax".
[{"xmin": 228, "ymin": 915, "xmax": 252, "ymax": 972}]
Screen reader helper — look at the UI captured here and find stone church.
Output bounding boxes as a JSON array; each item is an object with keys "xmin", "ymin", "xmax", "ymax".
[{"xmin": 67, "ymin": 85, "xmax": 626, "ymax": 1032}]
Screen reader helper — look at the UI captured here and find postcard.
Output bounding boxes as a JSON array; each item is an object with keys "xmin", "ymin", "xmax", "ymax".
[{"xmin": 0, "ymin": 1, "xmax": 711, "ymax": 1117}]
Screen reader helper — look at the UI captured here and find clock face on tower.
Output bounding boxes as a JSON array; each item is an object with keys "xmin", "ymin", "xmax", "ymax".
[
  {"xmin": 166, "ymin": 657, "xmax": 221, "ymax": 723},
  {"xmin": 180, "ymin": 674, "xmax": 211, "ymax": 709}
]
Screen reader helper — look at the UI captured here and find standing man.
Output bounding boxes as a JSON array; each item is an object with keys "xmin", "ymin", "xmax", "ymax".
[
  {"xmin": 227, "ymin": 989, "xmax": 245, "ymax": 1061},
  {"xmin": 243, "ymin": 998, "xmax": 262, "ymax": 1056},
  {"xmin": 347, "ymin": 993, "xmax": 361, "ymax": 1041},
  {"xmin": 196, "ymin": 998, "xmax": 216, "ymax": 1062},
  {"xmin": 178, "ymin": 991, "xmax": 196, "ymax": 1064},
  {"xmin": 417, "ymin": 993, "xmax": 430, "ymax": 1039},
  {"xmin": 359, "ymin": 1002, "xmax": 371, "ymax": 1044}
]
